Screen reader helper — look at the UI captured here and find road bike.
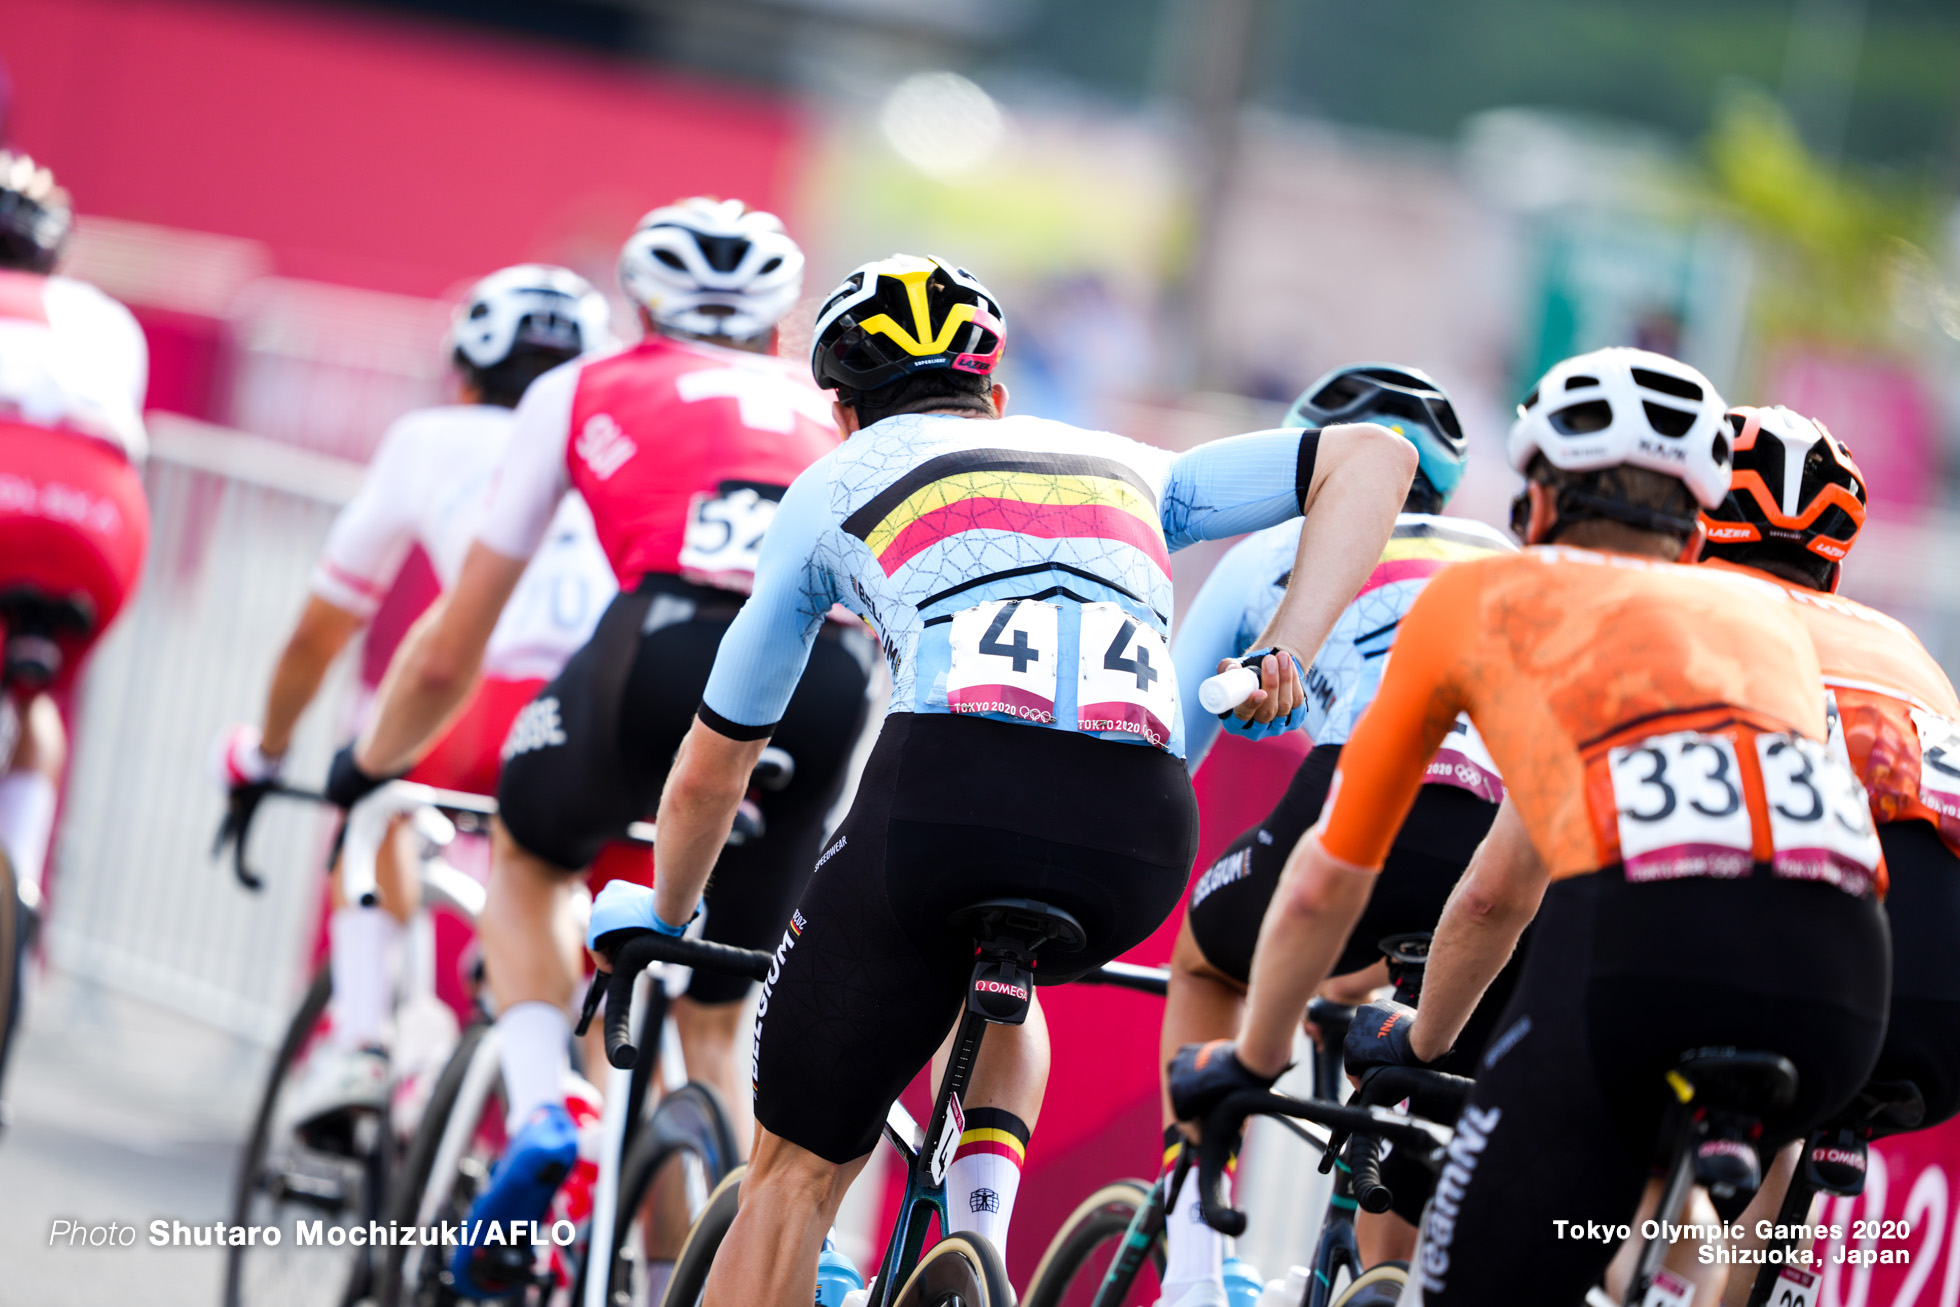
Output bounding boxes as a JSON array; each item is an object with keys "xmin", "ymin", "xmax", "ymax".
[
  {"xmin": 613, "ymin": 897, "xmax": 1166, "ymax": 1307},
  {"xmin": 218, "ymin": 780, "xmax": 494, "ymax": 1307}
]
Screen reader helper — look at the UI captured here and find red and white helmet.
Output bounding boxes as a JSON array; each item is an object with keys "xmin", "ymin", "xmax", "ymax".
[
  {"xmin": 1507, "ymin": 347, "xmax": 1732, "ymax": 509},
  {"xmin": 617, "ymin": 197, "xmax": 804, "ymax": 342},
  {"xmin": 446, "ymin": 264, "xmax": 612, "ymax": 370}
]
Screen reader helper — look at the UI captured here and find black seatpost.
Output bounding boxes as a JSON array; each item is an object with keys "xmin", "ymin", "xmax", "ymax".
[{"xmin": 1743, "ymin": 1156, "xmax": 1821, "ymax": 1307}]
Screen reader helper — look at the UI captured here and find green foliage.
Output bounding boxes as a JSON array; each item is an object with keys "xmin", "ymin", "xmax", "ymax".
[{"xmin": 1702, "ymin": 89, "xmax": 1942, "ymax": 350}]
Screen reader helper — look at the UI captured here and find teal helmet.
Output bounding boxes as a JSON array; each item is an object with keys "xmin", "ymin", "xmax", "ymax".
[{"xmin": 1284, "ymin": 363, "xmax": 1468, "ymax": 508}]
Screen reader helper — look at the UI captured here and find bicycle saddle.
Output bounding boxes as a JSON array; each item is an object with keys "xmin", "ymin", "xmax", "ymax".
[
  {"xmin": 1845, "ymin": 1077, "xmax": 1926, "ymax": 1138},
  {"xmin": 949, "ymin": 897, "xmax": 1087, "ymax": 954},
  {"xmin": 1670, "ymin": 1048, "xmax": 1798, "ymax": 1115}
]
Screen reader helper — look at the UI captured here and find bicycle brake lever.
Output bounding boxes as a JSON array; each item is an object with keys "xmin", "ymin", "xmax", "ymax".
[
  {"xmin": 1196, "ymin": 1099, "xmax": 1251, "ymax": 1236},
  {"xmin": 575, "ymin": 971, "xmax": 609, "ymax": 1038}
]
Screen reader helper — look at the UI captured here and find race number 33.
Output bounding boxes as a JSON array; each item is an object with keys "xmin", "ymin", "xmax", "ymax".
[
  {"xmin": 947, "ymin": 600, "xmax": 1060, "ymax": 724},
  {"xmin": 1607, "ymin": 731, "xmax": 1753, "ymax": 881},
  {"xmin": 1756, "ymin": 733, "xmax": 1881, "ymax": 894},
  {"xmin": 677, "ymin": 482, "xmax": 784, "ymax": 588},
  {"xmin": 1077, "ymin": 602, "xmax": 1178, "ymax": 749}
]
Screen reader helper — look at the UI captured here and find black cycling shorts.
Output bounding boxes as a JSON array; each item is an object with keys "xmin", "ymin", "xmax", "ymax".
[
  {"xmin": 1415, "ymin": 871, "xmax": 1889, "ymax": 1307},
  {"xmin": 750, "ymin": 712, "xmax": 1200, "ymax": 1163},
  {"xmin": 1185, "ymin": 743, "xmax": 1518, "ymax": 1075},
  {"xmin": 498, "ymin": 575, "xmax": 874, "ymax": 1005},
  {"xmin": 1875, "ymin": 819, "xmax": 1960, "ymax": 1127}
]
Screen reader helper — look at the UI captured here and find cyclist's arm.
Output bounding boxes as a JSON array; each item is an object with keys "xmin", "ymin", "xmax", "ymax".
[
  {"xmin": 1255, "ymin": 422, "xmax": 1412, "ymax": 672},
  {"xmin": 1407, "ymin": 798, "xmax": 1547, "ymax": 1063},
  {"xmin": 1162, "ymin": 424, "xmax": 1414, "ymax": 727},
  {"xmin": 1234, "ymin": 567, "xmax": 1468, "ymax": 1077},
  {"xmin": 262, "ymin": 423, "xmax": 424, "ymax": 758},
  {"xmin": 1173, "ymin": 533, "xmax": 1266, "ymax": 771},
  {"xmin": 353, "ymin": 542, "xmax": 528, "ymax": 775},
  {"xmin": 655, "ymin": 470, "xmax": 837, "ymax": 927},
  {"xmin": 260, "ymin": 596, "xmax": 363, "ymax": 758}
]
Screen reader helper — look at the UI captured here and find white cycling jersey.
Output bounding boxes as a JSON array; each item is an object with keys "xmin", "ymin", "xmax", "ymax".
[
  {"xmin": 311, "ymin": 404, "xmax": 614, "ymax": 681},
  {"xmin": 0, "ymin": 272, "xmax": 148, "ymax": 459}
]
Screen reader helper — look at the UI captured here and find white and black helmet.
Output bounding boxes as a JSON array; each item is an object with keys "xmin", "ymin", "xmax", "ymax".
[
  {"xmin": 617, "ymin": 197, "xmax": 804, "ymax": 342},
  {"xmin": 447, "ymin": 264, "xmax": 611, "ymax": 370},
  {"xmin": 1508, "ymin": 347, "xmax": 1732, "ymax": 510}
]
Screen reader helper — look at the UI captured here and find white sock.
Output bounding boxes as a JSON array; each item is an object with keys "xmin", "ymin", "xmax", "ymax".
[
  {"xmin": 328, "ymin": 906, "xmax": 399, "ymax": 1051},
  {"xmin": 944, "ymin": 1108, "xmax": 1029, "ymax": 1262},
  {"xmin": 499, "ymin": 1000, "xmax": 571, "ymax": 1133},
  {"xmin": 0, "ymin": 771, "xmax": 57, "ymax": 898},
  {"xmin": 1160, "ymin": 1149, "xmax": 1226, "ymax": 1300}
]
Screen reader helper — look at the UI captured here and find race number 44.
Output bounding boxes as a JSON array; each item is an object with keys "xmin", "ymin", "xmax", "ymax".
[
  {"xmin": 947, "ymin": 600, "xmax": 1060, "ymax": 724},
  {"xmin": 1077, "ymin": 602, "xmax": 1177, "ymax": 749}
]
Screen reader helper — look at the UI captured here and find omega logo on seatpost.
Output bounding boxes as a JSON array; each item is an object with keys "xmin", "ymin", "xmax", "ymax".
[{"xmin": 968, "ymin": 957, "xmax": 1034, "ymax": 1024}]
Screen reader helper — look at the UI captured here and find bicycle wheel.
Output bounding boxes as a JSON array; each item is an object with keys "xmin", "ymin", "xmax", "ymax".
[
  {"xmin": 1328, "ymin": 1262, "xmax": 1408, "ymax": 1307},
  {"xmin": 225, "ymin": 969, "xmax": 384, "ymax": 1307},
  {"xmin": 1022, "ymin": 1179, "xmax": 1163, "ymax": 1307},
  {"xmin": 0, "ymin": 850, "xmax": 19, "ymax": 1115},
  {"xmin": 578, "ymin": 1081, "xmax": 739, "ymax": 1307},
  {"xmin": 890, "ymin": 1233, "xmax": 1015, "ymax": 1307},
  {"xmin": 379, "ymin": 1021, "xmax": 507, "ymax": 1307},
  {"xmin": 659, "ymin": 1165, "xmax": 743, "ymax": 1307}
]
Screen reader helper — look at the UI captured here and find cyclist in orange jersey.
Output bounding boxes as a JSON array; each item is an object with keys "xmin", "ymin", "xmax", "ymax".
[
  {"xmin": 1697, "ymin": 406, "xmax": 1960, "ymax": 1301},
  {"xmin": 1170, "ymin": 350, "xmax": 1891, "ymax": 1306}
]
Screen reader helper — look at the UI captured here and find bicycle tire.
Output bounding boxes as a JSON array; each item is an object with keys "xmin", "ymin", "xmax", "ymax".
[
  {"xmin": 0, "ymin": 850, "xmax": 18, "ymax": 1115},
  {"xmin": 378, "ymin": 1020, "xmax": 503, "ymax": 1307},
  {"xmin": 1327, "ymin": 1261, "xmax": 1408, "ymax": 1307},
  {"xmin": 577, "ymin": 1081, "xmax": 739, "ymax": 1307},
  {"xmin": 890, "ymin": 1232, "xmax": 1015, "ymax": 1307},
  {"xmin": 1022, "ymin": 1178, "xmax": 1163, "ymax": 1307},
  {"xmin": 224, "ymin": 968, "xmax": 382, "ymax": 1307},
  {"xmin": 659, "ymin": 1165, "xmax": 743, "ymax": 1307}
]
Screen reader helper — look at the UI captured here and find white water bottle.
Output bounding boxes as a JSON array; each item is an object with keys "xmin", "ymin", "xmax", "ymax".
[
  {"xmin": 1256, "ymin": 1266, "xmax": 1313, "ymax": 1307},
  {"xmin": 1199, "ymin": 665, "xmax": 1261, "ymax": 714}
]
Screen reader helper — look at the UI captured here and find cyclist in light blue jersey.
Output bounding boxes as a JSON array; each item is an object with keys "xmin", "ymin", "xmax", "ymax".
[
  {"xmin": 588, "ymin": 256, "xmax": 1419, "ymax": 1305},
  {"xmin": 1156, "ymin": 365, "xmax": 1515, "ymax": 1302}
]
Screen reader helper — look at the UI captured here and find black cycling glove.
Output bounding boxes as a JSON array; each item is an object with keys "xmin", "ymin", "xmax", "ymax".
[
  {"xmin": 1168, "ymin": 1039, "xmax": 1281, "ymax": 1125},
  {"xmin": 1343, "ymin": 999, "xmax": 1436, "ymax": 1075},
  {"xmin": 324, "ymin": 742, "xmax": 399, "ymax": 810}
]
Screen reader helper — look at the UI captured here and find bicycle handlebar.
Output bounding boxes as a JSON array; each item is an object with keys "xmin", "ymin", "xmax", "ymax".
[
  {"xmin": 584, "ymin": 930, "xmax": 775, "ymax": 1070},
  {"xmin": 1192, "ymin": 1082, "xmax": 1461, "ymax": 1234},
  {"xmin": 213, "ymin": 782, "xmax": 327, "ymax": 890},
  {"xmin": 1074, "ymin": 961, "xmax": 1170, "ymax": 997}
]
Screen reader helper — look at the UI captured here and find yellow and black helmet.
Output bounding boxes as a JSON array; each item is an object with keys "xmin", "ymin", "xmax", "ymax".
[{"xmin": 810, "ymin": 254, "xmax": 1006, "ymax": 396}]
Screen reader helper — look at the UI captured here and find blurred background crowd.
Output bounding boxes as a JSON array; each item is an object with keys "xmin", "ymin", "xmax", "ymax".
[{"xmin": 2, "ymin": 0, "xmax": 1958, "ymax": 1300}]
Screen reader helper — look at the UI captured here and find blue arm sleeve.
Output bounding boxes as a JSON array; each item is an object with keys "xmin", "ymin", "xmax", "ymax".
[
  {"xmin": 697, "ymin": 469, "xmax": 839, "ymax": 739},
  {"xmin": 1160, "ymin": 429, "xmax": 1311, "ymax": 551},
  {"xmin": 1174, "ymin": 535, "xmax": 1265, "ymax": 772}
]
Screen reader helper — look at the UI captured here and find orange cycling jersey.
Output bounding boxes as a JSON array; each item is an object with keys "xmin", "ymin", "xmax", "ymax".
[
  {"xmin": 1704, "ymin": 559, "xmax": 1960, "ymax": 853},
  {"xmin": 1320, "ymin": 547, "xmax": 1882, "ymax": 895}
]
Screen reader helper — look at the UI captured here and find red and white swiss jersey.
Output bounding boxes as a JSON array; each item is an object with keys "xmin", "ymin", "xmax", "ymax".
[
  {"xmin": 0, "ymin": 269, "xmax": 148, "ymax": 461},
  {"xmin": 479, "ymin": 334, "xmax": 837, "ymax": 591}
]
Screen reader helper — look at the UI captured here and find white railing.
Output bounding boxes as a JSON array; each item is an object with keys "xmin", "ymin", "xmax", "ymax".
[{"xmin": 47, "ymin": 414, "xmax": 365, "ymax": 1046}]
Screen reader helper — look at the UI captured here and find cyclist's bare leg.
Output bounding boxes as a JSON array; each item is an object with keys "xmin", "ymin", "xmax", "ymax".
[
  {"xmin": 482, "ymin": 818, "xmax": 586, "ymax": 1127},
  {"xmin": 0, "ymin": 692, "xmax": 64, "ymax": 906},
  {"xmin": 675, "ymin": 995, "xmax": 755, "ymax": 1150},
  {"xmin": 705, "ymin": 1130, "xmax": 871, "ymax": 1307},
  {"xmin": 1603, "ymin": 1180, "xmax": 1727, "ymax": 1306},
  {"xmin": 1717, "ymin": 1141, "xmax": 1803, "ymax": 1307},
  {"xmin": 1160, "ymin": 916, "xmax": 1246, "ymax": 1127},
  {"xmin": 929, "ymin": 988, "xmax": 1050, "ymax": 1128},
  {"xmin": 481, "ymin": 818, "xmax": 584, "ymax": 1011}
]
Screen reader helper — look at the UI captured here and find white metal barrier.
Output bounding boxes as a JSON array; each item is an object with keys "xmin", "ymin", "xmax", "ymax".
[{"xmin": 47, "ymin": 414, "xmax": 366, "ymax": 1046}]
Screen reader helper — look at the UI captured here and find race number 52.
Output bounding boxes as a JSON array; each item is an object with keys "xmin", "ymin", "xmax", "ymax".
[{"xmin": 678, "ymin": 483, "xmax": 784, "ymax": 588}]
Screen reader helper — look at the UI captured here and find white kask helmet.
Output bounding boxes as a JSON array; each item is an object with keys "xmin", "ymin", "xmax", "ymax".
[
  {"xmin": 1508, "ymin": 347, "xmax": 1732, "ymax": 509},
  {"xmin": 617, "ymin": 197, "xmax": 804, "ymax": 342},
  {"xmin": 447, "ymin": 264, "xmax": 611, "ymax": 370}
]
